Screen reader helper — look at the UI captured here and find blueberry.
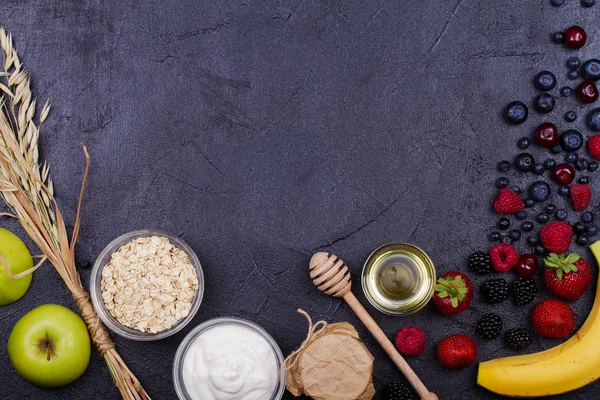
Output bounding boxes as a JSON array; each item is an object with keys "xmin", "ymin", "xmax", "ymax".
[
  {"xmin": 578, "ymin": 176, "xmax": 591, "ymax": 184},
  {"xmin": 527, "ymin": 235, "xmax": 540, "ymax": 246},
  {"xmin": 587, "ymin": 224, "xmax": 598, "ymax": 236},
  {"xmin": 517, "ymin": 211, "xmax": 528, "ymax": 220},
  {"xmin": 568, "ymin": 69, "xmax": 581, "ymax": 80},
  {"xmin": 524, "ymin": 198, "xmax": 535, "ymax": 208},
  {"xmin": 522, "ymin": 221, "xmax": 534, "ymax": 231},
  {"xmin": 534, "ymin": 163, "xmax": 545, "ymax": 175},
  {"xmin": 545, "ymin": 203, "xmax": 557, "ymax": 215},
  {"xmin": 505, "ymin": 101, "xmax": 529, "ymax": 124},
  {"xmin": 581, "ymin": 59, "xmax": 600, "ymax": 81},
  {"xmin": 556, "ymin": 209, "xmax": 568, "ymax": 221},
  {"xmin": 574, "ymin": 221, "xmax": 587, "ymax": 234},
  {"xmin": 529, "ymin": 181, "xmax": 551, "ymax": 202},
  {"xmin": 589, "ymin": 161, "xmax": 599, "ymax": 172},
  {"xmin": 534, "ymin": 93, "xmax": 556, "ymax": 114},
  {"xmin": 551, "ymin": 0, "xmax": 565, "ymax": 5},
  {"xmin": 535, "ymin": 244, "xmax": 548, "ymax": 256},
  {"xmin": 552, "ymin": 31, "xmax": 565, "ymax": 43},
  {"xmin": 560, "ymin": 130, "xmax": 584, "ymax": 151},
  {"xmin": 537, "ymin": 212, "xmax": 550, "ymax": 224},
  {"xmin": 565, "ymin": 152, "xmax": 578, "ymax": 164},
  {"xmin": 510, "ymin": 185, "xmax": 522, "ymax": 194},
  {"xmin": 496, "ymin": 177, "xmax": 510, "ymax": 188},
  {"xmin": 534, "ymin": 71, "xmax": 557, "ymax": 91},
  {"xmin": 517, "ymin": 137, "xmax": 531, "ymax": 149},
  {"xmin": 498, "ymin": 217, "xmax": 510, "ymax": 230},
  {"xmin": 509, "ymin": 229, "xmax": 521, "ymax": 241},
  {"xmin": 498, "ymin": 160, "xmax": 512, "ymax": 172},
  {"xmin": 567, "ymin": 57, "xmax": 582, "ymax": 70},
  {"xmin": 576, "ymin": 158, "xmax": 589, "ymax": 171},
  {"xmin": 559, "ymin": 185, "xmax": 571, "ymax": 196},
  {"xmin": 581, "ymin": 212, "xmax": 594, "ymax": 223},
  {"xmin": 488, "ymin": 231, "xmax": 502, "ymax": 242},
  {"xmin": 544, "ymin": 159, "xmax": 557, "ymax": 170},
  {"xmin": 515, "ymin": 153, "xmax": 535, "ymax": 172},
  {"xmin": 577, "ymin": 234, "xmax": 590, "ymax": 246},
  {"xmin": 561, "ymin": 86, "xmax": 573, "ymax": 97},
  {"xmin": 587, "ymin": 108, "xmax": 600, "ymax": 131},
  {"xmin": 582, "ymin": 0, "xmax": 596, "ymax": 7},
  {"xmin": 501, "ymin": 236, "xmax": 513, "ymax": 245},
  {"xmin": 564, "ymin": 111, "xmax": 577, "ymax": 122},
  {"xmin": 551, "ymin": 144, "xmax": 563, "ymax": 154}
]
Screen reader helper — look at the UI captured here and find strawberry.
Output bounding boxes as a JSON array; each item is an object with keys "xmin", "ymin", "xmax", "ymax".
[
  {"xmin": 433, "ymin": 271, "xmax": 473, "ymax": 315},
  {"xmin": 437, "ymin": 334, "xmax": 477, "ymax": 369},
  {"xmin": 544, "ymin": 253, "xmax": 592, "ymax": 301},
  {"xmin": 493, "ymin": 188, "xmax": 524, "ymax": 214},
  {"xmin": 540, "ymin": 221, "xmax": 573, "ymax": 254},
  {"xmin": 531, "ymin": 299, "xmax": 575, "ymax": 338},
  {"xmin": 395, "ymin": 326, "xmax": 425, "ymax": 357},
  {"xmin": 588, "ymin": 134, "xmax": 600, "ymax": 159},
  {"xmin": 489, "ymin": 243, "xmax": 519, "ymax": 272},
  {"xmin": 570, "ymin": 183, "xmax": 592, "ymax": 211}
]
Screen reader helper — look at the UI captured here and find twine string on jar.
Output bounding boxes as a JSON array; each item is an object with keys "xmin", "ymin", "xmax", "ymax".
[{"xmin": 283, "ymin": 308, "xmax": 328, "ymax": 370}]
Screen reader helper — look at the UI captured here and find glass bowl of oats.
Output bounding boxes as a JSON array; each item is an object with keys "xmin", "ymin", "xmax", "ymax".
[{"xmin": 90, "ymin": 230, "xmax": 204, "ymax": 341}]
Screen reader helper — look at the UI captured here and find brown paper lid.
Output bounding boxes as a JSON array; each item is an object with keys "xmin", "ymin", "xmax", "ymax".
[{"xmin": 299, "ymin": 324, "xmax": 374, "ymax": 400}]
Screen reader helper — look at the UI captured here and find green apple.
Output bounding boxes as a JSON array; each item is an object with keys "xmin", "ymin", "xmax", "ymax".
[
  {"xmin": 0, "ymin": 227, "xmax": 33, "ymax": 305},
  {"xmin": 8, "ymin": 304, "xmax": 91, "ymax": 388}
]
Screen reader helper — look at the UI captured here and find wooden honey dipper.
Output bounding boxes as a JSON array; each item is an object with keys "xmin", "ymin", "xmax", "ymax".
[{"xmin": 310, "ymin": 252, "xmax": 438, "ymax": 400}]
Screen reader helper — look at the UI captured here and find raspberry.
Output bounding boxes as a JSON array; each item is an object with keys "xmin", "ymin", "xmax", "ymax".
[
  {"xmin": 493, "ymin": 188, "xmax": 525, "ymax": 214},
  {"xmin": 489, "ymin": 243, "xmax": 519, "ymax": 272},
  {"xmin": 570, "ymin": 183, "xmax": 592, "ymax": 211},
  {"xmin": 540, "ymin": 221, "xmax": 573, "ymax": 254},
  {"xmin": 395, "ymin": 326, "xmax": 425, "ymax": 357},
  {"xmin": 588, "ymin": 134, "xmax": 600, "ymax": 159}
]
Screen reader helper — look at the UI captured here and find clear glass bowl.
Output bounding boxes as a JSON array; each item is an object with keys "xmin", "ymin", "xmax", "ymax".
[
  {"xmin": 173, "ymin": 317, "xmax": 286, "ymax": 400},
  {"xmin": 361, "ymin": 242, "xmax": 436, "ymax": 316},
  {"xmin": 90, "ymin": 230, "xmax": 204, "ymax": 341}
]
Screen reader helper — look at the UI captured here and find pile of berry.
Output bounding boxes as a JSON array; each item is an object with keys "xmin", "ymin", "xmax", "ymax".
[{"xmin": 382, "ymin": 14, "xmax": 599, "ymax": 400}]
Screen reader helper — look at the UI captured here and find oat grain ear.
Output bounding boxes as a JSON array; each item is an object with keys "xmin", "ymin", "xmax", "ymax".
[{"xmin": 0, "ymin": 26, "xmax": 150, "ymax": 400}]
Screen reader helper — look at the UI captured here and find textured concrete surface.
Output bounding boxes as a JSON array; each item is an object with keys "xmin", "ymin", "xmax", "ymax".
[{"xmin": 1, "ymin": 0, "xmax": 600, "ymax": 399}]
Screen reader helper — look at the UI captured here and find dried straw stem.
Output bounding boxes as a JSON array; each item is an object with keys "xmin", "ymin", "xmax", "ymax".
[{"xmin": 0, "ymin": 27, "xmax": 150, "ymax": 399}]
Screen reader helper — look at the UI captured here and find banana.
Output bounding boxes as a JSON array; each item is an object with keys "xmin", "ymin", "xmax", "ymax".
[{"xmin": 477, "ymin": 240, "xmax": 600, "ymax": 397}]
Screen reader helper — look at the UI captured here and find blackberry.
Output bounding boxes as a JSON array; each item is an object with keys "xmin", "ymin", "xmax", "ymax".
[
  {"xmin": 469, "ymin": 251, "xmax": 492, "ymax": 274},
  {"xmin": 385, "ymin": 381, "xmax": 413, "ymax": 400},
  {"xmin": 513, "ymin": 277, "xmax": 537, "ymax": 306},
  {"xmin": 476, "ymin": 313, "xmax": 503, "ymax": 339},
  {"xmin": 505, "ymin": 328, "xmax": 532, "ymax": 351},
  {"xmin": 482, "ymin": 278, "xmax": 510, "ymax": 304}
]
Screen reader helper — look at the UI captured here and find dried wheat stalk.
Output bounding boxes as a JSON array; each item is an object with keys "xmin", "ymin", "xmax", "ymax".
[{"xmin": 0, "ymin": 26, "xmax": 150, "ymax": 399}]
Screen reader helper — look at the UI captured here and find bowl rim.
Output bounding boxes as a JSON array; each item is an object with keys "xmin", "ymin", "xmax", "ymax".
[
  {"xmin": 172, "ymin": 316, "xmax": 286, "ymax": 400},
  {"xmin": 361, "ymin": 242, "xmax": 436, "ymax": 316},
  {"xmin": 90, "ymin": 229, "xmax": 205, "ymax": 341}
]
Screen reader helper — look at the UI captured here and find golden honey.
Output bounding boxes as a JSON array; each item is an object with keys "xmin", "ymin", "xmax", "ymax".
[{"xmin": 361, "ymin": 243, "xmax": 435, "ymax": 316}]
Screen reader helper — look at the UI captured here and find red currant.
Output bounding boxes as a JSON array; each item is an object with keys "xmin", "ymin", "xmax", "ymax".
[
  {"xmin": 565, "ymin": 26, "xmax": 587, "ymax": 49},
  {"xmin": 516, "ymin": 254, "xmax": 539, "ymax": 278},
  {"xmin": 534, "ymin": 123, "xmax": 558, "ymax": 148},
  {"xmin": 578, "ymin": 80, "xmax": 598, "ymax": 103},
  {"xmin": 552, "ymin": 163, "xmax": 575, "ymax": 185}
]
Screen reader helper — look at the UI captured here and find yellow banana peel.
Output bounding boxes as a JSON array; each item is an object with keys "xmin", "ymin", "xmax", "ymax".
[{"xmin": 477, "ymin": 240, "xmax": 600, "ymax": 397}]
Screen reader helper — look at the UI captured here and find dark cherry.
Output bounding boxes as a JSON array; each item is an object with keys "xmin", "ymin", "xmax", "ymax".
[
  {"xmin": 534, "ymin": 123, "xmax": 558, "ymax": 148},
  {"xmin": 516, "ymin": 254, "xmax": 539, "ymax": 279},
  {"xmin": 552, "ymin": 163, "xmax": 575, "ymax": 185},
  {"xmin": 565, "ymin": 26, "xmax": 587, "ymax": 49},
  {"xmin": 578, "ymin": 80, "xmax": 599, "ymax": 103}
]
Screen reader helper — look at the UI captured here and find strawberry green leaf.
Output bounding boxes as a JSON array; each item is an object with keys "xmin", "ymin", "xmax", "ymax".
[
  {"xmin": 451, "ymin": 297, "xmax": 459, "ymax": 308},
  {"xmin": 557, "ymin": 269, "xmax": 564, "ymax": 280},
  {"xmin": 434, "ymin": 284, "xmax": 447, "ymax": 293},
  {"xmin": 566, "ymin": 253, "xmax": 581, "ymax": 263}
]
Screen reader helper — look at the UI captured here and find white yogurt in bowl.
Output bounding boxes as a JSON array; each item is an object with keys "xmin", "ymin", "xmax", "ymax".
[{"xmin": 173, "ymin": 317, "xmax": 286, "ymax": 400}]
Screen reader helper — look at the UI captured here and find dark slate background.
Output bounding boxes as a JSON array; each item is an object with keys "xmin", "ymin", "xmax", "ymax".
[{"xmin": 1, "ymin": 0, "xmax": 600, "ymax": 399}]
